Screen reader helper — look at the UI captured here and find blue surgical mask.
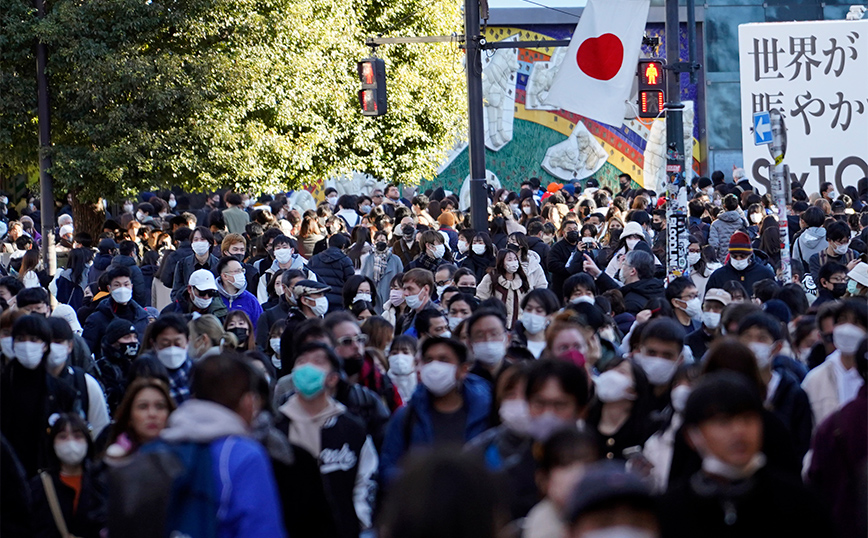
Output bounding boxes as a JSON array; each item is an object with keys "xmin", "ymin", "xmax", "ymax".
[{"xmin": 292, "ymin": 363, "xmax": 327, "ymax": 399}]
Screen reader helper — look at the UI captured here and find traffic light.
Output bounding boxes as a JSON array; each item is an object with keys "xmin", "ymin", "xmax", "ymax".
[
  {"xmin": 357, "ymin": 57, "xmax": 387, "ymax": 117},
  {"xmin": 637, "ymin": 59, "xmax": 665, "ymax": 119}
]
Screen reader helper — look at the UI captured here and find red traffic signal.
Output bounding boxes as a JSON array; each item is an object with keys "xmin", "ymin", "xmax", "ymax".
[
  {"xmin": 357, "ymin": 57, "xmax": 387, "ymax": 117},
  {"xmin": 637, "ymin": 59, "xmax": 665, "ymax": 118}
]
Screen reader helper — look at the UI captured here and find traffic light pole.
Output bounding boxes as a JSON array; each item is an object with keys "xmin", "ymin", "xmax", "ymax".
[
  {"xmin": 36, "ymin": 0, "xmax": 56, "ymax": 275},
  {"xmin": 464, "ymin": 0, "xmax": 489, "ymax": 232},
  {"xmin": 663, "ymin": 0, "xmax": 688, "ymax": 281}
]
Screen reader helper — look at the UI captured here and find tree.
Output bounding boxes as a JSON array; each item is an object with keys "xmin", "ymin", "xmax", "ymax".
[{"xmin": 0, "ymin": 0, "xmax": 465, "ymax": 211}]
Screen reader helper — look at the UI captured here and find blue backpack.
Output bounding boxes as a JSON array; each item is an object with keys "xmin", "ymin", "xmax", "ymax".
[{"xmin": 107, "ymin": 441, "xmax": 217, "ymax": 538}]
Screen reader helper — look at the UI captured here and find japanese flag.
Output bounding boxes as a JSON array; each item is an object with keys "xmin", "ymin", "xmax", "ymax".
[{"xmin": 546, "ymin": 0, "xmax": 651, "ymax": 126}]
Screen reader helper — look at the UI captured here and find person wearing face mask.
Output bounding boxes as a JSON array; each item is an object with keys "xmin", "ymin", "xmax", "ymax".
[
  {"xmin": 224, "ymin": 311, "xmax": 255, "ymax": 352},
  {"xmin": 399, "ymin": 269, "xmax": 440, "ymax": 337},
  {"xmin": 587, "ymin": 358, "xmax": 657, "ymax": 462},
  {"xmin": 29, "ymin": 413, "xmax": 107, "ymax": 538},
  {"xmin": 1, "ymin": 315, "xmax": 78, "ymax": 477},
  {"xmin": 631, "ymin": 318, "xmax": 686, "ymax": 411},
  {"xmin": 705, "ymin": 231, "xmax": 775, "ymax": 296},
  {"xmin": 476, "ymin": 251, "xmax": 529, "ymax": 330},
  {"xmin": 665, "ymin": 277, "xmax": 701, "ymax": 333},
  {"xmin": 408, "ymin": 230, "xmax": 451, "ymax": 272},
  {"xmin": 390, "ymin": 221, "xmax": 421, "ymax": 268},
  {"xmin": 46, "ymin": 318, "xmax": 111, "ymax": 438},
  {"xmin": 812, "ymin": 261, "xmax": 849, "ymax": 306},
  {"xmin": 460, "ymin": 231, "xmax": 498, "ymax": 282},
  {"xmin": 546, "ymin": 220, "xmax": 583, "ymax": 297},
  {"xmin": 253, "ymin": 269, "xmax": 306, "ymax": 352},
  {"xmin": 684, "ymin": 288, "xmax": 730, "ymax": 360},
  {"xmin": 216, "ymin": 256, "xmax": 263, "ymax": 327},
  {"xmin": 162, "ymin": 268, "xmax": 228, "ymax": 321},
  {"xmin": 808, "ymin": 221, "xmax": 859, "ymax": 286},
  {"xmin": 380, "ymin": 336, "xmax": 492, "ymax": 486},
  {"xmin": 660, "ymin": 372, "xmax": 831, "ymax": 538},
  {"xmin": 603, "ymin": 221, "xmax": 652, "ymax": 281},
  {"xmin": 360, "ymin": 230, "xmax": 403, "ymax": 309},
  {"xmin": 95, "ymin": 320, "xmax": 142, "ymax": 413},
  {"xmin": 275, "ymin": 343, "xmax": 376, "ymax": 538},
  {"xmin": 307, "ymin": 233, "xmax": 355, "ymax": 313},
  {"xmin": 736, "ymin": 314, "xmax": 813, "ymax": 460},
  {"xmin": 135, "ymin": 314, "xmax": 194, "ymax": 404},
  {"xmin": 134, "ymin": 202, "xmax": 156, "ymax": 225},
  {"xmin": 802, "ymin": 299, "xmax": 867, "ymax": 426},
  {"xmin": 415, "ymin": 309, "xmax": 452, "ymax": 342},
  {"xmin": 466, "ymin": 309, "xmax": 513, "ymax": 383},
  {"xmin": 82, "ymin": 266, "xmax": 149, "ymax": 361},
  {"xmin": 650, "ymin": 209, "xmax": 668, "ymax": 262},
  {"xmin": 512, "ymin": 289, "xmax": 559, "ymax": 359},
  {"xmin": 170, "ymin": 226, "xmax": 219, "ymax": 302},
  {"xmin": 386, "ymin": 335, "xmax": 418, "ymax": 402},
  {"xmin": 257, "ymin": 235, "xmax": 312, "ymax": 304},
  {"xmin": 642, "ymin": 366, "xmax": 697, "ymax": 492}
]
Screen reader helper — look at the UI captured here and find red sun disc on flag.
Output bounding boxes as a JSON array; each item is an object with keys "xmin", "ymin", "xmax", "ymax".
[{"xmin": 576, "ymin": 33, "xmax": 624, "ymax": 81}]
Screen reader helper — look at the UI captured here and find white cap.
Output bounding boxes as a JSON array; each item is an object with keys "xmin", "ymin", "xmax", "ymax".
[
  {"xmin": 51, "ymin": 303, "xmax": 83, "ymax": 335},
  {"xmin": 59, "ymin": 224, "xmax": 74, "ymax": 237},
  {"xmin": 189, "ymin": 269, "xmax": 217, "ymax": 291},
  {"xmin": 848, "ymin": 262, "xmax": 868, "ymax": 287},
  {"xmin": 622, "ymin": 221, "xmax": 644, "ymax": 241}
]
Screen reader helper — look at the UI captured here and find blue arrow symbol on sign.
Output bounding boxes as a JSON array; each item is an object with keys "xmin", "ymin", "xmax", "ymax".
[{"xmin": 753, "ymin": 111, "xmax": 772, "ymax": 146}]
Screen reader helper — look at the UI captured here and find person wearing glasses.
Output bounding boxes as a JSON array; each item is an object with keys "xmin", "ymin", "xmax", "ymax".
[
  {"xmin": 161, "ymin": 269, "xmax": 228, "ymax": 322},
  {"xmin": 324, "ymin": 311, "xmax": 392, "ymax": 450},
  {"xmin": 216, "ymin": 256, "xmax": 264, "ymax": 327}
]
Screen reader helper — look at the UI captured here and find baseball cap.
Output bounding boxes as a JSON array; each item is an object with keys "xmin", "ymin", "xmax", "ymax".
[
  {"xmin": 293, "ymin": 279, "xmax": 331, "ymax": 298},
  {"xmin": 189, "ymin": 269, "xmax": 217, "ymax": 292},
  {"xmin": 703, "ymin": 288, "xmax": 732, "ymax": 307}
]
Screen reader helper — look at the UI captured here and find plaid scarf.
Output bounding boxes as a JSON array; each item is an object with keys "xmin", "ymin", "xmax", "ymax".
[{"xmin": 373, "ymin": 250, "xmax": 390, "ymax": 283}]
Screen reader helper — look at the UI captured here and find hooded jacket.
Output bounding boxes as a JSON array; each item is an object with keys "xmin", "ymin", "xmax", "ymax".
[
  {"xmin": 159, "ymin": 400, "xmax": 286, "ymax": 538},
  {"xmin": 307, "ymin": 247, "xmax": 355, "ymax": 312},
  {"xmin": 705, "ymin": 255, "xmax": 776, "ymax": 296},
  {"xmin": 791, "ymin": 226, "xmax": 827, "ymax": 269},
  {"xmin": 87, "ymin": 252, "xmax": 114, "ymax": 286},
  {"xmin": 216, "ymin": 279, "xmax": 263, "ymax": 327},
  {"xmin": 708, "ymin": 210, "xmax": 747, "ymax": 261},
  {"xmin": 380, "ymin": 374, "xmax": 492, "ymax": 486},
  {"xmin": 526, "ymin": 236, "xmax": 551, "ymax": 267},
  {"xmin": 82, "ymin": 298, "xmax": 150, "ymax": 361}
]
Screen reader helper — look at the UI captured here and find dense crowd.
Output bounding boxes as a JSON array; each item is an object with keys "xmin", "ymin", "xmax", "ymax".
[{"xmin": 0, "ymin": 170, "xmax": 867, "ymax": 538}]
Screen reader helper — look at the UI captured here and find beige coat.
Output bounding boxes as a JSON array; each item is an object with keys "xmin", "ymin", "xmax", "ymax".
[{"xmin": 476, "ymin": 273, "xmax": 526, "ymax": 329}]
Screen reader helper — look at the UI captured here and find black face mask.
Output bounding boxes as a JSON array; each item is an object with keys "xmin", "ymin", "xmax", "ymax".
[
  {"xmin": 458, "ymin": 286, "xmax": 476, "ymax": 296},
  {"xmin": 650, "ymin": 222, "xmax": 663, "ymax": 232},
  {"xmin": 506, "ymin": 243, "xmax": 520, "ymax": 253},
  {"xmin": 831, "ymin": 282, "xmax": 847, "ymax": 298},
  {"xmin": 565, "ymin": 230, "xmax": 579, "ymax": 244},
  {"xmin": 609, "ymin": 229, "xmax": 623, "ymax": 243},
  {"xmin": 376, "ymin": 241, "xmax": 388, "ymax": 252},
  {"xmin": 229, "ymin": 327, "xmax": 249, "ymax": 345},
  {"xmin": 105, "ymin": 342, "xmax": 139, "ymax": 364},
  {"xmin": 402, "ymin": 224, "xmax": 415, "ymax": 236},
  {"xmin": 343, "ymin": 357, "xmax": 363, "ymax": 376},
  {"xmin": 233, "ymin": 253, "xmax": 246, "ymax": 264}
]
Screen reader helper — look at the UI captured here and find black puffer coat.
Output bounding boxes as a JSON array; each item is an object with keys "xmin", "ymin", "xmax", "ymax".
[{"xmin": 307, "ymin": 247, "xmax": 355, "ymax": 313}]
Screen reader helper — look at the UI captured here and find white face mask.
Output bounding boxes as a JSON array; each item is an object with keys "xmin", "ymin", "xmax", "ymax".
[
  {"xmin": 430, "ymin": 244, "xmax": 446, "ymax": 259},
  {"xmin": 448, "ymin": 316, "xmax": 464, "ymax": 331},
  {"xmin": 269, "ymin": 337, "xmax": 282, "ymax": 355},
  {"xmin": 833, "ymin": 242, "xmax": 850, "ymax": 255},
  {"xmin": 457, "ymin": 240, "xmax": 469, "ymax": 254},
  {"xmin": 168, "ymin": 199, "xmax": 177, "ymax": 209},
  {"xmin": 472, "ymin": 244, "xmax": 486, "ymax": 255},
  {"xmin": 701, "ymin": 311, "xmax": 721, "ymax": 330},
  {"xmin": 420, "ymin": 360, "xmax": 458, "ymax": 396},
  {"xmin": 14, "ymin": 341, "xmax": 44, "ymax": 369},
  {"xmin": 156, "ymin": 346, "xmax": 188, "ymax": 369},
  {"xmin": 55, "ymin": 439, "xmax": 88, "ymax": 466},
  {"xmin": 353, "ymin": 293, "xmax": 372, "ymax": 304},
  {"xmin": 687, "ymin": 252, "xmax": 701, "ymax": 266},
  {"xmin": 633, "ymin": 353, "xmax": 678, "ymax": 385},
  {"xmin": 0, "ymin": 336, "xmax": 14, "ymax": 358},
  {"xmin": 522, "ymin": 206, "xmax": 532, "ymax": 215},
  {"xmin": 191, "ymin": 240, "xmax": 210, "ymax": 256},
  {"xmin": 309, "ymin": 296, "xmax": 329, "ymax": 317},
  {"xmin": 750, "ymin": 214, "xmax": 762, "ymax": 224},
  {"xmin": 48, "ymin": 342, "xmax": 70, "ymax": 369},
  {"xmin": 436, "ymin": 285, "xmax": 448, "ymax": 298},
  {"xmin": 327, "ymin": 195, "xmax": 338, "ymax": 207},
  {"xmin": 389, "ymin": 353, "xmax": 415, "ymax": 376},
  {"xmin": 274, "ymin": 247, "xmax": 293, "ymax": 264},
  {"xmin": 747, "ymin": 342, "xmax": 774, "ymax": 369},
  {"xmin": 123, "ymin": 203, "xmax": 134, "ymax": 214},
  {"xmin": 593, "ymin": 370, "xmax": 636, "ymax": 403},
  {"xmin": 405, "ymin": 290, "xmax": 425, "ymax": 310},
  {"xmin": 111, "ymin": 286, "xmax": 133, "ymax": 304},
  {"xmin": 571, "ymin": 295, "xmax": 595, "ymax": 305},
  {"xmin": 232, "ymin": 273, "xmax": 246, "ymax": 289},
  {"xmin": 833, "ymin": 323, "xmax": 866, "ymax": 354},
  {"xmin": 731, "ymin": 257, "xmax": 750, "ymax": 271},
  {"xmin": 670, "ymin": 384, "xmax": 691, "ymax": 413},
  {"xmin": 135, "ymin": 210, "xmax": 145, "ymax": 221},
  {"xmin": 504, "ymin": 260, "xmax": 520, "ymax": 274},
  {"xmin": 473, "ymin": 340, "xmax": 506, "ymax": 367},
  {"xmin": 520, "ymin": 312, "xmax": 548, "ymax": 335},
  {"xmin": 678, "ymin": 297, "xmax": 702, "ymax": 319},
  {"xmin": 191, "ymin": 294, "xmax": 213, "ymax": 310},
  {"xmin": 499, "ymin": 399, "xmax": 531, "ymax": 434},
  {"xmin": 625, "ymin": 238, "xmax": 640, "ymax": 250},
  {"xmin": 389, "ymin": 289, "xmax": 405, "ymax": 306}
]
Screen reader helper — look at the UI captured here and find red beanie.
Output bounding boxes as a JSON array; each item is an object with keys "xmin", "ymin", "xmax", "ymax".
[{"xmin": 728, "ymin": 231, "xmax": 752, "ymax": 253}]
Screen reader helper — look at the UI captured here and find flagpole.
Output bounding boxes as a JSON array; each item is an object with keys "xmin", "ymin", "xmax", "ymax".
[{"xmin": 664, "ymin": 0, "xmax": 688, "ymax": 281}]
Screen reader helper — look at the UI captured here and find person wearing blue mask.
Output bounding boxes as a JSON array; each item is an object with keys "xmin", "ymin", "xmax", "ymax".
[{"xmin": 276, "ymin": 342, "xmax": 377, "ymax": 538}]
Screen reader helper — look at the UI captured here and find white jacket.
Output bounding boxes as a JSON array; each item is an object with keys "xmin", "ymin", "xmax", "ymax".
[{"xmin": 522, "ymin": 250, "xmax": 549, "ymax": 290}]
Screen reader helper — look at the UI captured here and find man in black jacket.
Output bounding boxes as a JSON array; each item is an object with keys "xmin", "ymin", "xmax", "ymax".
[
  {"xmin": 587, "ymin": 249, "xmax": 665, "ymax": 315},
  {"xmin": 706, "ymin": 231, "xmax": 775, "ymax": 295},
  {"xmin": 307, "ymin": 234, "xmax": 354, "ymax": 313}
]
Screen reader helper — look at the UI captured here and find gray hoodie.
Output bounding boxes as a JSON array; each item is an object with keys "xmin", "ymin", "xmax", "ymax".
[
  {"xmin": 792, "ymin": 226, "xmax": 828, "ymax": 268},
  {"xmin": 161, "ymin": 399, "xmax": 249, "ymax": 443}
]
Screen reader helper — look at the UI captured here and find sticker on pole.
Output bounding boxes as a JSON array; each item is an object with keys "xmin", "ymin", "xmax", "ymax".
[
  {"xmin": 666, "ymin": 164, "xmax": 681, "ymax": 173},
  {"xmin": 753, "ymin": 111, "xmax": 772, "ymax": 146}
]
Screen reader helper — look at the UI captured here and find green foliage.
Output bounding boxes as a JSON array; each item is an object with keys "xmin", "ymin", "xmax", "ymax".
[{"xmin": 0, "ymin": 0, "xmax": 466, "ymax": 201}]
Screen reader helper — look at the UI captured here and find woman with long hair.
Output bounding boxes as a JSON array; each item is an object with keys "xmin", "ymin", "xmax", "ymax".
[
  {"xmin": 686, "ymin": 234, "xmax": 721, "ymax": 297},
  {"xmin": 18, "ymin": 248, "xmax": 49, "ymax": 288},
  {"xmin": 224, "ymin": 310, "xmax": 255, "ymax": 351},
  {"xmin": 104, "ymin": 378, "xmax": 176, "ymax": 460},
  {"xmin": 758, "ymin": 215, "xmax": 782, "ymax": 272},
  {"xmin": 459, "ymin": 231, "xmax": 497, "ymax": 282},
  {"xmin": 506, "ymin": 232, "xmax": 547, "ymax": 289},
  {"xmin": 56, "ymin": 247, "xmax": 94, "ymax": 310},
  {"xmin": 382, "ymin": 273, "xmax": 408, "ymax": 334},
  {"xmin": 476, "ymin": 249, "xmax": 530, "ymax": 329},
  {"xmin": 346, "ymin": 226, "xmax": 373, "ymax": 271}
]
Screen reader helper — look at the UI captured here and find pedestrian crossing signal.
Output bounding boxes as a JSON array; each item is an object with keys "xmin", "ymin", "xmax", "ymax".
[
  {"xmin": 357, "ymin": 58, "xmax": 387, "ymax": 117},
  {"xmin": 637, "ymin": 59, "xmax": 665, "ymax": 119}
]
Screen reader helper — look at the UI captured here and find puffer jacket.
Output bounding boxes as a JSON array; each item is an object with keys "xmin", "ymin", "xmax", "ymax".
[
  {"xmin": 307, "ymin": 247, "xmax": 355, "ymax": 312},
  {"xmin": 521, "ymin": 250, "xmax": 548, "ymax": 289},
  {"xmin": 708, "ymin": 210, "xmax": 747, "ymax": 261}
]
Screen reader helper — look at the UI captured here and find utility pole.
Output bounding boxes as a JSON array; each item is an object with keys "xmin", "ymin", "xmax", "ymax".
[
  {"xmin": 35, "ymin": 0, "xmax": 56, "ymax": 274},
  {"xmin": 464, "ymin": 0, "xmax": 489, "ymax": 232},
  {"xmin": 663, "ymin": 0, "xmax": 688, "ymax": 280}
]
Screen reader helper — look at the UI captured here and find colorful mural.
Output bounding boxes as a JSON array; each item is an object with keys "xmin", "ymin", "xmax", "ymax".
[{"xmin": 430, "ymin": 22, "xmax": 705, "ymax": 195}]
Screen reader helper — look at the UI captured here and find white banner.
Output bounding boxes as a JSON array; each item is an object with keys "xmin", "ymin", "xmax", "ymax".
[{"xmin": 739, "ymin": 19, "xmax": 868, "ymax": 195}]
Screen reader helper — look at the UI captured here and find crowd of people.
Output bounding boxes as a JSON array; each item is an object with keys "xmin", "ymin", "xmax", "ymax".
[{"xmin": 0, "ymin": 170, "xmax": 866, "ymax": 538}]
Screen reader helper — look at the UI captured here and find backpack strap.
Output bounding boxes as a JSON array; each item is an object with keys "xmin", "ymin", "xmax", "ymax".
[{"xmin": 40, "ymin": 472, "xmax": 77, "ymax": 538}]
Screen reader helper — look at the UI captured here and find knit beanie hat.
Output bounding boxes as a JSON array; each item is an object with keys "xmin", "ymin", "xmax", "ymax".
[
  {"xmin": 728, "ymin": 231, "xmax": 752, "ymax": 253},
  {"xmin": 103, "ymin": 319, "xmax": 137, "ymax": 346}
]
